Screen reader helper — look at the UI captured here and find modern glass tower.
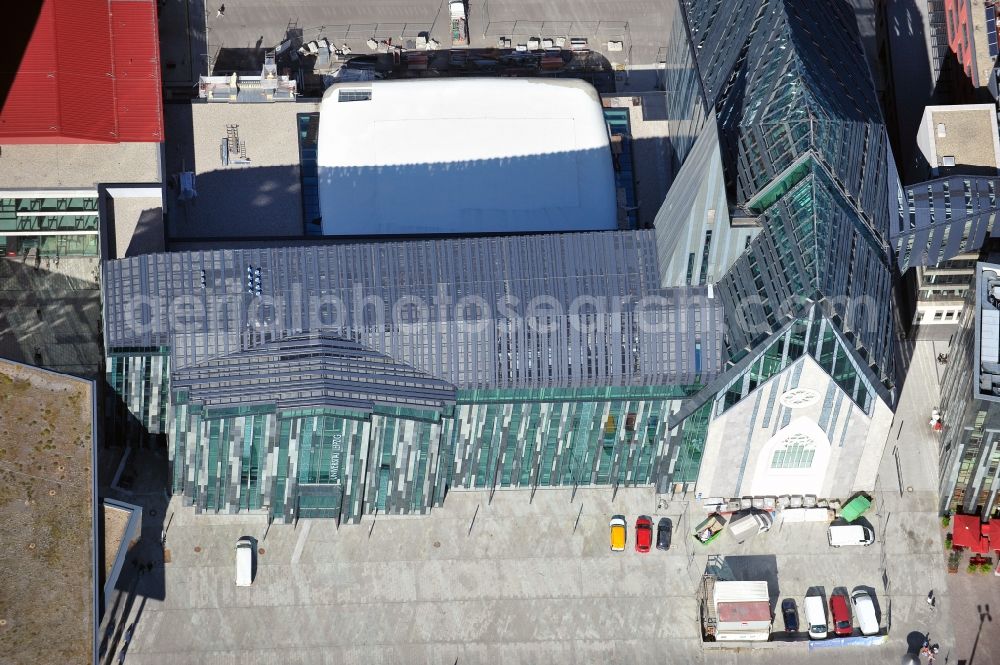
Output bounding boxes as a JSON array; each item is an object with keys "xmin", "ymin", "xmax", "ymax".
[
  {"xmin": 655, "ymin": 0, "xmax": 902, "ymax": 496},
  {"xmin": 670, "ymin": 0, "xmax": 898, "ymax": 383}
]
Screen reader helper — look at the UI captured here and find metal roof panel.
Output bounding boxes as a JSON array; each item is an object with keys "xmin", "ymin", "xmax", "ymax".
[{"xmin": 0, "ymin": 0, "xmax": 163, "ymax": 144}]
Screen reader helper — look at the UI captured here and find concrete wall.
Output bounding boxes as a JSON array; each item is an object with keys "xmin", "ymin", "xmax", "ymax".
[{"xmin": 695, "ymin": 356, "xmax": 892, "ymax": 501}]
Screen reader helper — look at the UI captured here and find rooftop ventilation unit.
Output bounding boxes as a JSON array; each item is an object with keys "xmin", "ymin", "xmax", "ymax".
[{"xmin": 338, "ymin": 89, "xmax": 372, "ymax": 102}]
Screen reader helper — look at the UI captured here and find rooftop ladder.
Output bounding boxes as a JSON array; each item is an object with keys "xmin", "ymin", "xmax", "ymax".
[{"xmin": 227, "ymin": 124, "xmax": 240, "ymax": 155}]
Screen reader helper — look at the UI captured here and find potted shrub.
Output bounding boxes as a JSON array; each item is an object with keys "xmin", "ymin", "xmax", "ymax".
[
  {"xmin": 981, "ymin": 562, "xmax": 994, "ymax": 574},
  {"xmin": 948, "ymin": 551, "xmax": 961, "ymax": 573},
  {"xmin": 945, "ymin": 533, "xmax": 953, "ymax": 550},
  {"xmin": 941, "ymin": 514, "xmax": 951, "ymax": 528},
  {"xmin": 968, "ymin": 563, "xmax": 979, "ymax": 574}
]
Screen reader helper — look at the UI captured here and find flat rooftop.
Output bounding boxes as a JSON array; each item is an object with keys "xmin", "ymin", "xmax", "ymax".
[
  {"xmin": 0, "ymin": 142, "xmax": 162, "ymax": 190},
  {"xmin": 0, "ymin": 257, "xmax": 103, "ymax": 379},
  {"xmin": 318, "ymin": 78, "xmax": 616, "ymax": 236},
  {"xmin": 918, "ymin": 105, "xmax": 1000, "ymax": 177},
  {"xmin": 0, "ymin": 359, "xmax": 93, "ymax": 664},
  {"xmin": 164, "ymin": 101, "xmax": 320, "ymax": 240},
  {"xmin": 103, "ymin": 503, "xmax": 132, "ymax": 582}
]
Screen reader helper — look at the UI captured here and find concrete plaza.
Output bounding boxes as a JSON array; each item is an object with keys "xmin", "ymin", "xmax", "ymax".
[
  {"xmin": 107, "ymin": 487, "xmax": 948, "ymax": 664},
  {"xmin": 105, "ymin": 340, "xmax": 956, "ymax": 665}
]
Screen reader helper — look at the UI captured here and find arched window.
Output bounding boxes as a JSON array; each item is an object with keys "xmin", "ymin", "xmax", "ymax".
[{"xmin": 770, "ymin": 432, "xmax": 816, "ymax": 469}]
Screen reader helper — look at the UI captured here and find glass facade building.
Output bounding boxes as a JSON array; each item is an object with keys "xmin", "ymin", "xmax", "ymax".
[
  {"xmin": 938, "ymin": 262, "xmax": 1000, "ymax": 518},
  {"xmin": 0, "ymin": 194, "xmax": 101, "ymax": 258},
  {"xmin": 101, "ymin": 0, "xmax": 917, "ymax": 522},
  {"xmin": 660, "ymin": 0, "xmax": 901, "ymax": 426},
  {"xmin": 103, "ymin": 233, "xmax": 723, "ymax": 522},
  {"xmin": 893, "ymin": 176, "xmax": 1000, "ymax": 272}
]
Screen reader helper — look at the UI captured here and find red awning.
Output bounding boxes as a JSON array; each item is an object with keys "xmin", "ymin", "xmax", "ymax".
[{"xmin": 953, "ymin": 514, "xmax": 991, "ymax": 554}]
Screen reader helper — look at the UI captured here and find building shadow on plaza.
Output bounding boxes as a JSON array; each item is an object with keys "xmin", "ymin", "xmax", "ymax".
[
  {"xmin": 0, "ymin": 257, "xmax": 101, "ymax": 379},
  {"xmin": 97, "ymin": 402, "xmax": 170, "ymax": 664},
  {"xmin": 0, "ymin": 255, "xmax": 170, "ymax": 662}
]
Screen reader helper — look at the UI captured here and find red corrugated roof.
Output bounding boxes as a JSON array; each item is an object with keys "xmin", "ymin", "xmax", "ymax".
[
  {"xmin": 110, "ymin": 0, "xmax": 164, "ymax": 142},
  {"xmin": 0, "ymin": 0, "xmax": 163, "ymax": 144}
]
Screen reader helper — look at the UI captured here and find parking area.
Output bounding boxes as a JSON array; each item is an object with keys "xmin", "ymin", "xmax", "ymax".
[
  {"xmin": 697, "ymin": 514, "xmax": 886, "ymax": 636},
  {"xmin": 112, "ymin": 488, "xmax": 700, "ymax": 664},
  {"xmin": 111, "ymin": 491, "xmax": 938, "ymax": 664}
]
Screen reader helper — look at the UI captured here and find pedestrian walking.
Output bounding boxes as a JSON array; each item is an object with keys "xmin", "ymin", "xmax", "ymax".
[{"xmin": 217, "ymin": 4, "xmax": 225, "ymax": 17}]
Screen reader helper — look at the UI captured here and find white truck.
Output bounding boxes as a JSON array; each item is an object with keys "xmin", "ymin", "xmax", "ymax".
[
  {"xmin": 450, "ymin": 1, "xmax": 468, "ymax": 46},
  {"xmin": 713, "ymin": 580, "xmax": 772, "ymax": 641},
  {"xmin": 728, "ymin": 509, "xmax": 773, "ymax": 542},
  {"xmin": 235, "ymin": 536, "xmax": 254, "ymax": 586}
]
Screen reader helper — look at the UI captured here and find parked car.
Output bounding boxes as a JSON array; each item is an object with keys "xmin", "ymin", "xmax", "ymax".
[
  {"xmin": 635, "ymin": 515, "xmax": 653, "ymax": 553},
  {"xmin": 828, "ymin": 523, "xmax": 875, "ymax": 547},
  {"xmin": 235, "ymin": 536, "xmax": 254, "ymax": 586},
  {"xmin": 610, "ymin": 515, "xmax": 627, "ymax": 551},
  {"xmin": 830, "ymin": 593, "xmax": 853, "ymax": 636},
  {"xmin": 656, "ymin": 517, "xmax": 673, "ymax": 551},
  {"xmin": 851, "ymin": 590, "xmax": 879, "ymax": 636},
  {"xmin": 804, "ymin": 595, "xmax": 827, "ymax": 640},
  {"xmin": 781, "ymin": 598, "xmax": 799, "ymax": 632}
]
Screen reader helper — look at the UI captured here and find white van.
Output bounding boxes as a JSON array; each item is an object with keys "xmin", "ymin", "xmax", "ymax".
[
  {"xmin": 235, "ymin": 536, "xmax": 254, "ymax": 586},
  {"xmin": 828, "ymin": 523, "xmax": 875, "ymax": 547},
  {"xmin": 729, "ymin": 510, "xmax": 773, "ymax": 542},
  {"xmin": 851, "ymin": 590, "xmax": 879, "ymax": 636},
  {"xmin": 804, "ymin": 595, "xmax": 828, "ymax": 640}
]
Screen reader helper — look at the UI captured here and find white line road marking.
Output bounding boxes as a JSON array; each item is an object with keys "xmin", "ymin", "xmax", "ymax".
[{"xmin": 291, "ymin": 521, "xmax": 312, "ymax": 564}]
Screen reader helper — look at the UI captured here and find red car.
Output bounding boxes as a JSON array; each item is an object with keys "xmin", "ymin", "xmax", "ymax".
[
  {"xmin": 830, "ymin": 594, "xmax": 853, "ymax": 637},
  {"xmin": 635, "ymin": 516, "xmax": 653, "ymax": 553}
]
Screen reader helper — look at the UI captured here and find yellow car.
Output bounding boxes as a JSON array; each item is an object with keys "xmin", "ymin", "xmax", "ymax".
[{"xmin": 610, "ymin": 515, "xmax": 627, "ymax": 551}]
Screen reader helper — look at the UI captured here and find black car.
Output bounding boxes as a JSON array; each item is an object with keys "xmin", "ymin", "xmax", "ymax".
[
  {"xmin": 781, "ymin": 598, "xmax": 799, "ymax": 633},
  {"xmin": 656, "ymin": 517, "xmax": 672, "ymax": 551}
]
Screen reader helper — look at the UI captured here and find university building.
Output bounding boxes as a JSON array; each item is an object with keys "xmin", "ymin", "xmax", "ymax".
[{"xmin": 104, "ymin": 0, "xmax": 910, "ymax": 522}]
